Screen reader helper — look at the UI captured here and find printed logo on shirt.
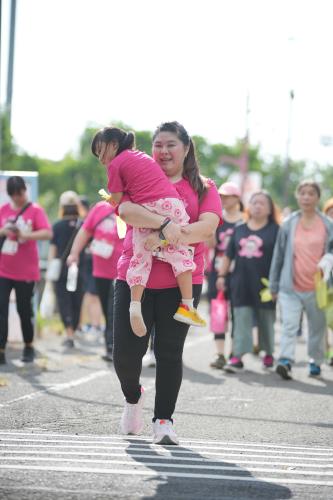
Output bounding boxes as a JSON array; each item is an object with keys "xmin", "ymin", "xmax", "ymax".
[
  {"xmin": 238, "ymin": 235, "xmax": 263, "ymax": 258},
  {"xmin": 217, "ymin": 228, "xmax": 234, "ymax": 252}
]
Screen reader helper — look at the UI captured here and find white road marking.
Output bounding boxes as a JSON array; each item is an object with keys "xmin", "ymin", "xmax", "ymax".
[
  {"xmin": 0, "ymin": 370, "xmax": 109, "ymax": 408},
  {"xmin": 0, "ymin": 431, "xmax": 330, "ymax": 453},
  {"xmin": 1, "ymin": 464, "xmax": 333, "ymax": 487},
  {"xmin": 1, "ymin": 449, "xmax": 331, "ymax": 468},
  {"xmin": 1, "ymin": 455, "xmax": 333, "ymax": 477},
  {"xmin": 0, "ymin": 438, "xmax": 332, "ymax": 456}
]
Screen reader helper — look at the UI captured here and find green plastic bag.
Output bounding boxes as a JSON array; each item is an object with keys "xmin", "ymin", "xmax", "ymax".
[{"xmin": 315, "ymin": 271, "xmax": 327, "ymax": 309}]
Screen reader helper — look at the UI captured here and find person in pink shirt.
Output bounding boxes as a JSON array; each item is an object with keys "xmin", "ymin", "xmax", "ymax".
[
  {"xmin": 67, "ymin": 201, "xmax": 123, "ymax": 361},
  {"xmin": 106, "ymin": 122, "xmax": 222, "ymax": 444},
  {"xmin": 0, "ymin": 176, "xmax": 52, "ymax": 364},
  {"xmin": 92, "ymin": 126, "xmax": 206, "ymax": 336}
]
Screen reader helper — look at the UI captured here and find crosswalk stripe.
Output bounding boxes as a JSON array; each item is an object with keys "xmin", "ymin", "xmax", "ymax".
[
  {"xmin": 0, "ymin": 438, "xmax": 332, "ymax": 457},
  {"xmin": 1, "ymin": 455, "xmax": 333, "ymax": 476},
  {"xmin": 0, "ymin": 430, "xmax": 330, "ymax": 452},
  {"xmin": 1, "ymin": 464, "xmax": 333, "ymax": 487}
]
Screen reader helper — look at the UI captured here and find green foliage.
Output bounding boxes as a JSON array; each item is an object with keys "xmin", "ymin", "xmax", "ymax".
[{"xmin": 3, "ymin": 114, "xmax": 332, "ymax": 218}]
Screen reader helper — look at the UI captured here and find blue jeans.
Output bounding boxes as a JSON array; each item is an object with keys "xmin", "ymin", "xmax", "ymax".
[
  {"xmin": 278, "ymin": 291, "xmax": 326, "ymax": 365},
  {"xmin": 233, "ymin": 306, "xmax": 275, "ymax": 357}
]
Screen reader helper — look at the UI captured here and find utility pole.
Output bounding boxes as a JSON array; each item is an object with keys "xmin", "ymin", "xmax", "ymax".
[
  {"xmin": 6, "ymin": 0, "xmax": 16, "ymax": 128},
  {"xmin": 283, "ymin": 89, "xmax": 295, "ymax": 207}
]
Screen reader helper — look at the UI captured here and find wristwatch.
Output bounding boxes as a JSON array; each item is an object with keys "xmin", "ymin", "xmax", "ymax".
[{"xmin": 159, "ymin": 217, "xmax": 171, "ymax": 240}]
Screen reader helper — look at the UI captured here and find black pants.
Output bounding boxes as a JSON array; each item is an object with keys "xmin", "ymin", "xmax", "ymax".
[
  {"xmin": 0, "ymin": 278, "xmax": 35, "ymax": 349},
  {"xmin": 95, "ymin": 277, "xmax": 114, "ymax": 352},
  {"xmin": 113, "ymin": 279, "xmax": 202, "ymax": 420},
  {"xmin": 54, "ymin": 277, "xmax": 84, "ymax": 331}
]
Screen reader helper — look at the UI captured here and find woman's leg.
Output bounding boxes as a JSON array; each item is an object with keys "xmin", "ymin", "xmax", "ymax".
[
  {"xmin": 153, "ymin": 284, "xmax": 202, "ymax": 420},
  {"xmin": 302, "ymin": 291, "xmax": 326, "ymax": 366},
  {"xmin": 257, "ymin": 308, "xmax": 276, "ymax": 356},
  {"xmin": 0, "ymin": 278, "xmax": 14, "ymax": 351},
  {"xmin": 95, "ymin": 277, "xmax": 114, "ymax": 353},
  {"xmin": 55, "ymin": 279, "xmax": 75, "ymax": 338},
  {"xmin": 278, "ymin": 291, "xmax": 303, "ymax": 363},
  {"xmin": 72, "ymin": 278, "xmax": 85, "ymax": 331},
  {"xmin": 14, "ymin": 280, "xmax": 35, "ymax": 345},
  {"xmin": 232, "ymin": 306, "xmax": 254, "ymax": 358},
  {"xmin": 113, "ymin": 280, "xmax": 154, "ymax": 403}
]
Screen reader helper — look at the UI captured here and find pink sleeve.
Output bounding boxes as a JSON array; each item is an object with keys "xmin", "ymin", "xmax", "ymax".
[
  {"xmin": 199, "ymin": 179, "xmax": 223, "ymax": 222},
  {"xmin": 33, "ymin": 205, "xmax": 51, "ymax": 230},
  {"xmin": 107, "ymin": 158, "xmax": 125, "ymax": 193}
]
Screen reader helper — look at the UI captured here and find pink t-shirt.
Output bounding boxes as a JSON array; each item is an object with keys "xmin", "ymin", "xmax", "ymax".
[
  {"xmin": 293, "ymin": 216, "xmax": 326, "ymax": 292},
  {"xmin": 117, "ymin": 178, "xmax": 222, "ymax": 288},
  {"xmin": 83, "ymin": 201, "xmax": 123, "ymax": 279},
  {"xmin": 0, "ymin": 202, "xmax": 51, "ymax": 281},
  {"xmin": 107, "ymin": 150, "xmax": 181, "ymax": 204}
]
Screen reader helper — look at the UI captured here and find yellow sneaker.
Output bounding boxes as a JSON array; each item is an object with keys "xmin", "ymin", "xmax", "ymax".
[{"xmin": 173, "ymin": 304, "xmax": 206, "ymax": 327}]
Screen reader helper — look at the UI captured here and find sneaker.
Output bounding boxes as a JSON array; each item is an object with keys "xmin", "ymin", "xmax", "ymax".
[
  {"xmin": 173, "ymin": 304, "xmax": 206, "ymax": 327},
  {"xmin": 153, "ymin": 419, "xmax": 179, "ymax": 445},
  {"xmin": 0, "ymin": 351, "xmax": 6, "ymax": 365},
  {"xmin": 210, "ymin": 354, "xmax": 226, "ymax": 369},
  {"xmin": 120, "ymin": 387, "xmax": 145, "ymax": 435},
  {"xmin": 224, "ymin": 356, "xmax": 244, "ymax": 373},
  {"xmin": 21, "ymin": 346, "xmax": 35, "ymax": 363},
  {"xmin": 263, "ymin": 354, "xmax": 274, "ymax": 368},
  {"xmin": 276, "ymin": 359, "xmax": 292, "ymax": 380},
  {"xmin": 62, "ymin": 337, "xmax": 75, "ymax": 349},
  {"xmin": 142, "ymin": 350, "xmax": 156, "ymax": 368},
  {"xmin": 309, "ymin": 362, "xmax": 321, "ymax": 377}
]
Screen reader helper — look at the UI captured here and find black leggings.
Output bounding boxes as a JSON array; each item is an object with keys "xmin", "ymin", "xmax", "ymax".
[
  {"xmin": 0, "ymin": 278, "xmax": 35, "ymax": 349},
  {"xmin": 54, "ymin": 278, "xmax": 84, "ymax": 331},
  {"xmin": 113, "ymin": 280, "xmax": 202, "ymax": 420},
  {"xmin": 95, "ymin": 277, "xmax": 114, "ymax": 352}
]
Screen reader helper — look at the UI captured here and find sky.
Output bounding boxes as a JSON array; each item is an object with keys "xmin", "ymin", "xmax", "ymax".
[{"xmin": 1, "ymin": 0, "xmax": 333, "ymax": 165}]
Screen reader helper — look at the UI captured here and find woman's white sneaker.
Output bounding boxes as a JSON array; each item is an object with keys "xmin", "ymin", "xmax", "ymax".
[
  {"xmin": 120, "ymin": 387, "xmax": 145, "ymax": 435},
  {"xmin": 153, "ymin": 419, "xmax": 179, "ymax": 445}
]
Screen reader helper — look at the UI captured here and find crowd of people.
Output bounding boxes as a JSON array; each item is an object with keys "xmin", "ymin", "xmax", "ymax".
[{"xmin": 0, "ymin": 121, "xmax": 332, "ymax": 445}]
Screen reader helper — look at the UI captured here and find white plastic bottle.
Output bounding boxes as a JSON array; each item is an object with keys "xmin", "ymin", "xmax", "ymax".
[{"xmin": 66, "ymin": 263, "xmax": 78, "ymax": 292}]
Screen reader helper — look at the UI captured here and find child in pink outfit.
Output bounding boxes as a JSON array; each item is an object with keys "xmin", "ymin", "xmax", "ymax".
[{"xmin": 92, "ymin": 126, "xmax": 206, "ymax": 336}]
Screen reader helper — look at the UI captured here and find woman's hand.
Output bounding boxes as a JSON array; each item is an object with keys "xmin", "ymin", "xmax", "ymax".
[
  {"xmin": 216, "ymin": 276, "xmax": 225, "ymax": 291},
  {"xmin": 162, "ymin": 221, "xmax": 183, "ymax": 245},
  {"xmin": 144, "ymin": 232, "xmax": 161, "ymax": 251},
  {"xmin": 67, "ymin": 253, "xmax": 79, "ymax": 267}
]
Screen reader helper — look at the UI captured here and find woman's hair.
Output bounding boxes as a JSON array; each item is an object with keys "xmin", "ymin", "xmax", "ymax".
[
  {"xmin": 7, "ymin": 176, "xmax": 27, "ymax": 196},
  {"xmin": 248, "ymin": 190, "xmax": 280, "ymax": 224},
  {"xmin": 91, "ymin": 127, "xmax": 135, "ymax": 158},
  {"xmin": 296, "ymin": 179, "xmax": 321, "ymax": 198},
  {"xmin": 152, "ymin": 121, "xmax": 208, "ymax": 200},
  {"xmin": 58, "ymin": 190, "xmax": 82, "ymax": 218}
]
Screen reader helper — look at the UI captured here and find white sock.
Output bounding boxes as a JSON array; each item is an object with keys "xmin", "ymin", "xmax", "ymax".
[
  {"xmin": 181, "ymin": 298, "xmax": 194, "ymax": 308},
  {"xmin": 129, "ymin": 301, "xmax": 147, "ymax": 337}
]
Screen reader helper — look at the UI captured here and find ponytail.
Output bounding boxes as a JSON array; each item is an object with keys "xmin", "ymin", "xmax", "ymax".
[{"xmin": 91, "ymin": 127, "xmax": 135, "ymax": 157}]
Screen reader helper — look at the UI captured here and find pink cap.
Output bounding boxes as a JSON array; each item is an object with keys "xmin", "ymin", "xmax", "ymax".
[{"xmin": 218, "ymin": 182, "xmax": 241, "ymax": 198}]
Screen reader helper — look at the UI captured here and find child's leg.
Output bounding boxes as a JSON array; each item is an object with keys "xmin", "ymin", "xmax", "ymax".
[
  {"xmin": 173, "ymin": 269, "xmax": 206, "ymax": 327},
  {"xmin": 127, "ymin": 228, "xmax": 153, "ymax": 338}
]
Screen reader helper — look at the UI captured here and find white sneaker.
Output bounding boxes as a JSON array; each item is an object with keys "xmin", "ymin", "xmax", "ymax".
[
  {"xmin": 142, "ymin": 350, "xmax": 156, "ymax": 368},
  {"xmin": 120, "ymin": 387, "xmax": 145, "ymax": 435},
  {"xmin": 153, "ymin": 419, "xmax": 179, "ymax": 445}
]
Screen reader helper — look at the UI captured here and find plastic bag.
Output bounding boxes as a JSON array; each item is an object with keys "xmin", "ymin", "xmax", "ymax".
[
  {"xmin": 210, "ymin": 291, "xmax": 228, "ymax": 333},
  {"xmin": 315, "ymin": 271, "xmax": 327, "ymax": 309},
  {"xmin": 39, "ymin": 281, "xmax": 56, "ymax": 319}
]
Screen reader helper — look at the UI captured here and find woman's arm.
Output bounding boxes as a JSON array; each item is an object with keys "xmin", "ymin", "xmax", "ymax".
[
  {"xmin": 48, "ymin": 243, "xmax": 57, "ymax": 261},
  {"xmin": 179, "ymin": 213, "xmax": 220, "ymax": 245},
  {"xmin": 119, "ymin": 201, "xmax": 183, "ymax": 244},
  {"xmin": 216, "ymin": 256, "xmax": 231, "ymax": 291},
  {"xmin": 19, "ymin": 228, "xmax": 52, "ymax": 241},
  {"xmin": 67, "ymin": 227, "xmax": 92, "ymax": 266}
]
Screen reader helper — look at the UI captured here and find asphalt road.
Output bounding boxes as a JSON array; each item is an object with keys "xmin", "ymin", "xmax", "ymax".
[{"xmin": 0, "ymin": 300, "xmax": 333, "ymax": 500}]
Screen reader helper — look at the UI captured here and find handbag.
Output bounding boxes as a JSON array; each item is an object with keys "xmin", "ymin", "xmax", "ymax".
[
  {"xmin": 0, "ymin": 202, "xmax": 32, "ymax": 253},
  {"xmin": 210, "ymin": 291, "xmax": 228, "ymax": 333},
  {"xmin": 39, "ymin": 281, "xmax": 56, "ymax": 319}
]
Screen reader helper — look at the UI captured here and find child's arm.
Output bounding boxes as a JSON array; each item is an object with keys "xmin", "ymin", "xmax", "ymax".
[{"xmin": 98, "ymin": 189, "xmax": 123, "ymax": 207}]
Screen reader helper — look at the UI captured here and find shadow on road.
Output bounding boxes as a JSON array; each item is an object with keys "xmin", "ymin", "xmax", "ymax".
[{"xmin": 124, "ymin": 438, "xmax": 292, "ymax": 500}]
